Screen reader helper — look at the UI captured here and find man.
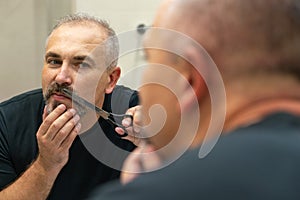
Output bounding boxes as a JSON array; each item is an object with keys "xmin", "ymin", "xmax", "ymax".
[
  {"xmin": 90, "ymin": 0, "xmax": 300, "ymax": 199},
  {"xmin": 0, "ymin": 14, "xmax": 138, "ymax": 199}
]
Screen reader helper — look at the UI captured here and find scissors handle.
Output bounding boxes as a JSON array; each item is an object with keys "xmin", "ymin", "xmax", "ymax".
[{"xmin": 107, "ymin": 113, "xmax": 133, "ymax": 137}]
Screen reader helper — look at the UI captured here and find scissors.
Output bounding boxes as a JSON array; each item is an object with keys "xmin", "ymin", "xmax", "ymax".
[{"xmin": 62, "ymin": 88, "xmax": 132, "ymax": 137}]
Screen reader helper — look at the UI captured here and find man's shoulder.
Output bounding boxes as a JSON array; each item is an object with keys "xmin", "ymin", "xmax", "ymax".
[
  {"xmin": 88, "ymin": 113, "xmax": 300, "ymax": 200},
  {"xmin": 112, "ymin": 85, "xmax": 138, "ymax": 98},
  {"xmin": 104, "ymin": 85, "xmax": 139, "ymax": 113},
  {"xmin": 0, "ymin": 88, "xmax": 44, "ymax": 112}
]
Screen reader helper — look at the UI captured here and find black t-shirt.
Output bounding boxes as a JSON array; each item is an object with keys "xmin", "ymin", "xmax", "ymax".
[
  {"xmin": 0, "ymin": 85, "xmax": 138, "ymax": 199},
  {"xmin": 90, "ymin": 113, "xmax": 300, "ymax": 200}
]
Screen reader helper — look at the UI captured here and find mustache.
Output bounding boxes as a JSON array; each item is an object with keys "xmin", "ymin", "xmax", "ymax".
[
  {"xmin": 44, "ymin": 83, "xmax": 73, "ymax": 101},
  {"xmin": 43, "ymin": 83, "xmax": 87, "ymax": 116}
]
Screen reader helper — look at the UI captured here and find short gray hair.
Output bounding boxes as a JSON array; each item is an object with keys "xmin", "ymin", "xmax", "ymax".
[{"xmin": 48, "ymin": 13, "xmax": 119, "ymax": 69}]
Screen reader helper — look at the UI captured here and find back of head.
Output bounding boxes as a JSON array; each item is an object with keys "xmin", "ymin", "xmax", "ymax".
[
  {"xmin": 146, "ymin": 0, "xmax": 300, "ymax": 147},
  {"xmin": 172, "ymin": 0, "xmax": 300, "ymax": 79}
]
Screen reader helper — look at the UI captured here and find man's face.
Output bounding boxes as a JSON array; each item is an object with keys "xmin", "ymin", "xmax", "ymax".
[
  {"xmin": 42, "ymin": 24, "xmax": 116, "ymax": 115},
  {"xmin": 140, "ymin": 0, "xmax": 200, "ymax": 155},
  {"xmin": 140, "ymin": 47, "xmax": 183, "ymax": 150}
]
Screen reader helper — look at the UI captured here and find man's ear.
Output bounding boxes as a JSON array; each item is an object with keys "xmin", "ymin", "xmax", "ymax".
[
  {"xmin": 105, "ymin": 66, "xmax": 121, "ymax": 94},
  {"xmin": 179, "ymin": 47, "xmax": 207, "ymax": 111}
]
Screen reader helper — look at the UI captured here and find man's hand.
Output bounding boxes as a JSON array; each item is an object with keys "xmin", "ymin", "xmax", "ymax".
[
  {"xmin": 0, "ymin": 104, "xmax": 81, "ymax": 199},
  {"xmin": 120, "ymin": 143, "xmax": 161, "ymax": 185},
  {"xmin": 36, "ymin": 104, "xmax": 81, "ymax": 173},
  {"xmin": 115, "ymin": 105, "xmax": 143, "ymax": 146}
]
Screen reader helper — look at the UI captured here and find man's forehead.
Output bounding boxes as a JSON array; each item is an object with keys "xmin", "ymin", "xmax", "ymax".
[
  {"xmin": 46, "ymin": 27, "xmax": 107, "ymax": 56},
  {"xmin": 47, "ymin": 23, "xmax": 106, "ymax": 47},
  {"xmin": 52, "ymin": 22, "xmax": 105, "ymax": 34}
]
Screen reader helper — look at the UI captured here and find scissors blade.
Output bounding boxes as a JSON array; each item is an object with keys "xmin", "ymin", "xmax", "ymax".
[{"xmin": 62, "ymin": 88, "xmax": 110, "ymax": 119}]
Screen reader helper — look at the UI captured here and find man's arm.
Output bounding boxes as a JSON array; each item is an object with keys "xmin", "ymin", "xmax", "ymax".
[
  {"xmin": 0, "ymin": 159, "xmax": 60, "ymax": 199},
  {"xmin": 0, "ymin": 104, "xmax": 80, "ymax": 199}
]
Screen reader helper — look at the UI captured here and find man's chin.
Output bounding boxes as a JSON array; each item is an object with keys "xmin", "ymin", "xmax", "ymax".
[
  {"xmin": 46, "ymin": 97, "xmax": 88, "ymax": 117},
  {"xmin": 46, "ymin": 100, "xmax": 64, "ymax": 114}
]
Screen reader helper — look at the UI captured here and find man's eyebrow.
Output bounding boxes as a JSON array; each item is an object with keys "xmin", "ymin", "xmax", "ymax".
[
  {"xmin": 73, "ymin": 55, "xmax": 96, "ymax": 66},
  {"xmin": 45, "ymin": 51, "xmax": 61, "ymax": 59}
]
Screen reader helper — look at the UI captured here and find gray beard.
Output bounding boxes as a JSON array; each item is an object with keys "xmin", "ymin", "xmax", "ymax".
[{"xmin": 45, "ymin": 100, "xmax": 87, "ymax": 117}]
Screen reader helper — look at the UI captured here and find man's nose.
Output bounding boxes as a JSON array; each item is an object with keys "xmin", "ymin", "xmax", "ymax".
[{"xmin": 55, "ymin": 63, "xmax": 72, "ymax": 85}]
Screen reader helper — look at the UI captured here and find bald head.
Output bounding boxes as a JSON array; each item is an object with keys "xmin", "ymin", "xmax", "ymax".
[{"xmin": 160, "ymin": 0, "xmax": 300, "ymax": 78}]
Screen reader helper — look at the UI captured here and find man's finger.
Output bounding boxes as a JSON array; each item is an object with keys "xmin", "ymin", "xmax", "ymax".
[
  {"xmin": 44, "ymin": 108, "xmax": 76, "ymax": 141},
  {"xmin": 37, "ymin": 104, "xmax": 67, "ymax": 137},
  {"xmin": 52, "ymin": 114, "xmax": 80, "ymax": 147}
]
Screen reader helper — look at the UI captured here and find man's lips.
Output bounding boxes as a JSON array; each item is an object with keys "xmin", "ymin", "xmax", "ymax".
[{"xmin": 52, "ymin": 92, "xmax": 70, "ymax": 101}]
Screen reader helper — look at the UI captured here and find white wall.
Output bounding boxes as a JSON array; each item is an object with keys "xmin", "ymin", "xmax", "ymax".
[
  {"xmin": 76, "ymin": 0, "xmax": 161, "ymax": 33},
  {"xmin": 0, "ymin": 0, "xmax": 75, "ymax": 101},
  {"xmin": 0, "ymin": 0, "xmax": 42, "ymax": 101}
]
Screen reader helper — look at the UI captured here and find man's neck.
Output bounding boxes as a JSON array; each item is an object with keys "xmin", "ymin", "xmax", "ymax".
[
  {"xmin": 224, "ymin": 95, "xmax": 300, "ymax": 132},
  {"xmin": 192, "ymin": 75, "xmax": 300, "ymax": 147}
]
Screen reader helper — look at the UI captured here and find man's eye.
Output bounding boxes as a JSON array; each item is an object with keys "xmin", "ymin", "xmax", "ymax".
[
  {"xmin": 47, "ymin": 59, "xmax": 61, "ymax": 65},
  {"xmin": 78, "ymin": 62, "xmax": 91, "ymax": 68}
]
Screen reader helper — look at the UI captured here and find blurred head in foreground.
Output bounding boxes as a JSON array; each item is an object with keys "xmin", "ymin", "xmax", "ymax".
[{"xmin": 140, "ymin": 0, "xmax": 300, "ymax": 159}]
